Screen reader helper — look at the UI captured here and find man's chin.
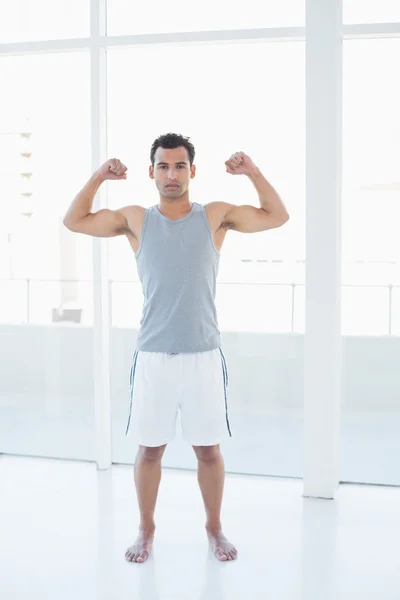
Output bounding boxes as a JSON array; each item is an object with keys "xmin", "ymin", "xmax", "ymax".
[{"xmin": 164, "ymin": 189, "xmax": 182, "ymax": 198}]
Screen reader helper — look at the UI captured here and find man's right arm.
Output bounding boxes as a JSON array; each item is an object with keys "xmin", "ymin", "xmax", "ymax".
[{"xmin": 63, "ymin": 158, "xmax": 138, "ymax": 238}]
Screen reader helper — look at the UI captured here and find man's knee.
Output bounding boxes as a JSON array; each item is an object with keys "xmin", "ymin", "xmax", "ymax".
[
  {"xmin": 138, "ymin": 444, "xmax": 167, "ymax": 461},
  {"xmin": 193, "ymin": 444, "xmax": 221, "ymax": 463}
]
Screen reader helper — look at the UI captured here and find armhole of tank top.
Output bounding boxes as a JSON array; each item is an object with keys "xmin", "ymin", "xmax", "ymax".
[
  {"xmin": 200, "ymin": 205, "xmax": 220, "ymax": 257},
  {"xmin": 134, "ymin": 207, "xmax": 150, "ymax": 258}
]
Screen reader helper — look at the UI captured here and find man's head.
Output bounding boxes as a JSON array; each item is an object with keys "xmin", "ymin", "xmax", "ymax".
[{"xmin": 149, "ymin": 133, "xmax": 196, "ymax": 199}]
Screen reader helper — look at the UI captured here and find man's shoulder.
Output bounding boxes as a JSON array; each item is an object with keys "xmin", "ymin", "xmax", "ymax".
[
  {"xmin": 204, "ymin": 201, "xmax": 233, "ymax": 228},
  {"xmin": 118, "ymin": 204, "xmax": 146, "ymax": 216},
  {"xmin": 118, "ymin": 205, "xmax": 146, "ymax": 238},
  {"xmin": 204, "ymin": 201, "xmax": 232, "ymax": 212}
]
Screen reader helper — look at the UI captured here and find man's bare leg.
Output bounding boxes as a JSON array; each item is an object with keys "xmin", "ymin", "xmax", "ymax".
[
  {"xmin": 193, "ymin": 444, "xmax": 238, "ymax": 562},
  {"xmin": 125, "ymin": 444, "xmax": 167, "ymax": 563}
]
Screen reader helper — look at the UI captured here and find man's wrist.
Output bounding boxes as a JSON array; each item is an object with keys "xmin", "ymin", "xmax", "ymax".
[
  {"xmin": 90, "ymin": 171, "xmax": 104, "ymax": 186},
  {"xmin": 246, "ymin": 166, "xmax": 260, "ymax": 179}
]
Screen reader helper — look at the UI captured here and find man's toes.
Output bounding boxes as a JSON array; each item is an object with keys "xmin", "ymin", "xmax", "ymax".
[
  {"xmin": 137, "ymin": 551, "xmax": 148, "ymax": 563},
  {"xmin": 216, "ymin": 549, "xmax": 228, "ymax": 561}
]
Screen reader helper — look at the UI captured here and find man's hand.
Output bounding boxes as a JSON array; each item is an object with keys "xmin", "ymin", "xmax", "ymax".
[
  {"xmin": 225, "ymin": 152, "xmax": 257, "ymax": 176},
  {"xmin": 96, "ymin": 158, "xmax": 128, "ymax": 182}
]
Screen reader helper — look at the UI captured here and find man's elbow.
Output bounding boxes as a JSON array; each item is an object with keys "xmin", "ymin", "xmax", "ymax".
[
  {"xmin": 277, "ymin": 211, "xmax": 289, "ymax": 227},
  {"xmin": 63, "ymin": 216, "xmax": 77, "ymax": 231}
]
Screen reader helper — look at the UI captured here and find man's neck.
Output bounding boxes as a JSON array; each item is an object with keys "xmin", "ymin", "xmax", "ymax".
[{"xmin": 158, "ymin": 194, "xmax": 192, "ymax": 218}]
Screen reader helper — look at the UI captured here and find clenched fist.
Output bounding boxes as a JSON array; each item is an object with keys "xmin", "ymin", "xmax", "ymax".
[
  {"xmin": 97, "ymin": 158, "xmax": 128, "ymax": 182},
  {"xmin": 225, "ymin": 152, "xmax": 257, "ymax": 176}
]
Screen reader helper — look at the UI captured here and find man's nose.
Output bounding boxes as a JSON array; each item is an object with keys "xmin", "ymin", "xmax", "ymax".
[{"xmin": 168, "ymin": 169, "xmax": 178, "ymax": 179}]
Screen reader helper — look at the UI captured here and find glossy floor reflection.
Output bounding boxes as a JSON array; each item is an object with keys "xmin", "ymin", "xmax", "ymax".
[{"xmin": 0, "ymin": 455, "xmax": 399, "ymax": 599}]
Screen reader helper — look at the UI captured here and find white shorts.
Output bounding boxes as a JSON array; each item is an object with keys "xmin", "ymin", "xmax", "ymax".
[{"xmin": 125, "ymin": 347, "xmax": 232, "ymax": 447}]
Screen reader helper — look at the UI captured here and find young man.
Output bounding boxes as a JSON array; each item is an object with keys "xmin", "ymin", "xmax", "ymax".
[{"xmin": 63, "ymin": 133, "xmax": 289, "ymax": 564}]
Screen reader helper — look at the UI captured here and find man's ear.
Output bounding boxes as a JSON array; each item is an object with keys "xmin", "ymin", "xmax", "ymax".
[
  {"xmin": 190, "ymin": 165, "xmax": 196, "ymax": 179},
  {"xmin": 149, "ymin": 165, "xmax": 154, "ymax": 179}
]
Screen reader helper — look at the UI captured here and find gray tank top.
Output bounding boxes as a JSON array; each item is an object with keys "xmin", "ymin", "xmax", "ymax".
[{"xmin": 135, "ymin": 202, "xmax": 222, "ymax": 353}]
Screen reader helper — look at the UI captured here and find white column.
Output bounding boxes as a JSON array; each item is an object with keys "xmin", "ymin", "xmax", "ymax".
[
  {"xmin": 304, "ymin": 0, "xmax": 342, "ymax": 498},
  {"xmin": 90, "ymin": 0, "xmax": 112, "ymax": 470}
]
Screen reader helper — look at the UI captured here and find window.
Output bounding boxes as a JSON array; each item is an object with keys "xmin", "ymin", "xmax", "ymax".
[
  {"xmin": 342, "ymin": 39, "xmax": 400, "ymax": 336},
  {"xmin": 0, "ymin": 0, "xmax": 89, "ymax": 43},
  {"xmin": 341, "ymin": 38, "xmax": 400, "ymax": 485},
  {"xmin": 107, "ymin": 42, "xmax": 305, "ymax": 475},
  {"xmin": 106, "ymin": 42, "xmax": 305, "ymax": 334},
  {"xmin": 343, "ymin": 0, "xmax": 400, "ymax": 24},
  {"xmin": 0, "ymin": 52, "xmax": 95, "ymax": 461},
  {"xmin": 107, "ymin": 0, "xmax": 305, "ymax": 36}
]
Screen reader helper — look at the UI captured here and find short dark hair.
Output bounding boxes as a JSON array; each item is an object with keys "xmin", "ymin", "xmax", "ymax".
[{"xmin": 150, "ymin": 133, "xmax": 195, "ymax": 166}]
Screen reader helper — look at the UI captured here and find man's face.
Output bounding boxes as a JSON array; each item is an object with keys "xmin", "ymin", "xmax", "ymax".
[{"xmin": 149, "ymin": 146, "xmax": 196, "ymax": 199}]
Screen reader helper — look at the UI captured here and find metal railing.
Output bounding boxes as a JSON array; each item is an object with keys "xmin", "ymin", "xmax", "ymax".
[{"xmin": 0, "ymin": 277, "xmax": 399, "ymax": 334}]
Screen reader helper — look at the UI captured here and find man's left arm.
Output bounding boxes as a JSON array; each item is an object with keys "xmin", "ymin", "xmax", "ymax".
[{"xmin": 218, "ymin": 152, "xmax": 290, "ymax": 233}]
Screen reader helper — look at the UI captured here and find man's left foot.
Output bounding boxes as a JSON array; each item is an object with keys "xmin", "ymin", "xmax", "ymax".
[{"xmin": 207, "ymin": 529, "xmax": 238, "ymax": 562}]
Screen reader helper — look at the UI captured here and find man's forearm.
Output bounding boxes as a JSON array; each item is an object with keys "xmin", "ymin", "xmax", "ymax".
[
  {"xmin": 246, "ymin": 167, "xmax": 289, "ymax": 219},
  {"xmin": 63, "ymin": 172, "xmax": 103, "ymax": 226}
]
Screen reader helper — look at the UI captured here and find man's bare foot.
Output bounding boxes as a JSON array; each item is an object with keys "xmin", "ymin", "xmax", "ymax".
[
  {"xmin": 207, "ymin": 529, "xmax": 238, "ymax": 562},
  {"xmin": 125, "ymin": 528, "xmax": 155, "ymax": 563}
]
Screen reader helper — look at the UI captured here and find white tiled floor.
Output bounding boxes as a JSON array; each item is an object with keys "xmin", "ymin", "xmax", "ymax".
[{"xmin": 1, "ymin": 455, "xmax": 399, "ymax": 600}]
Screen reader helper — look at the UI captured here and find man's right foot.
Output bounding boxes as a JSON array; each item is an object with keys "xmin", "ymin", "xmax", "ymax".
[{"xmin": 125, "ymin": 528, "xmax": 155, "ymax": 563}]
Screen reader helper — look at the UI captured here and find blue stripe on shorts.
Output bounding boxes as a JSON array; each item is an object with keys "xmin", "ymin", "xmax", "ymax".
[
  {"xmin": 219, "ymin": 347, "xmax": 232, "ymax": 437},
  {"xmin": 125, "ymin": 349, "xmax": 139, "ymax": 436}
]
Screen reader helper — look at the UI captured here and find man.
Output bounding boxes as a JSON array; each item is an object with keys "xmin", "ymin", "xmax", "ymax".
[{"xmin": 63, "ymin": 133, "xmax": 289, "ymax": 564}]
